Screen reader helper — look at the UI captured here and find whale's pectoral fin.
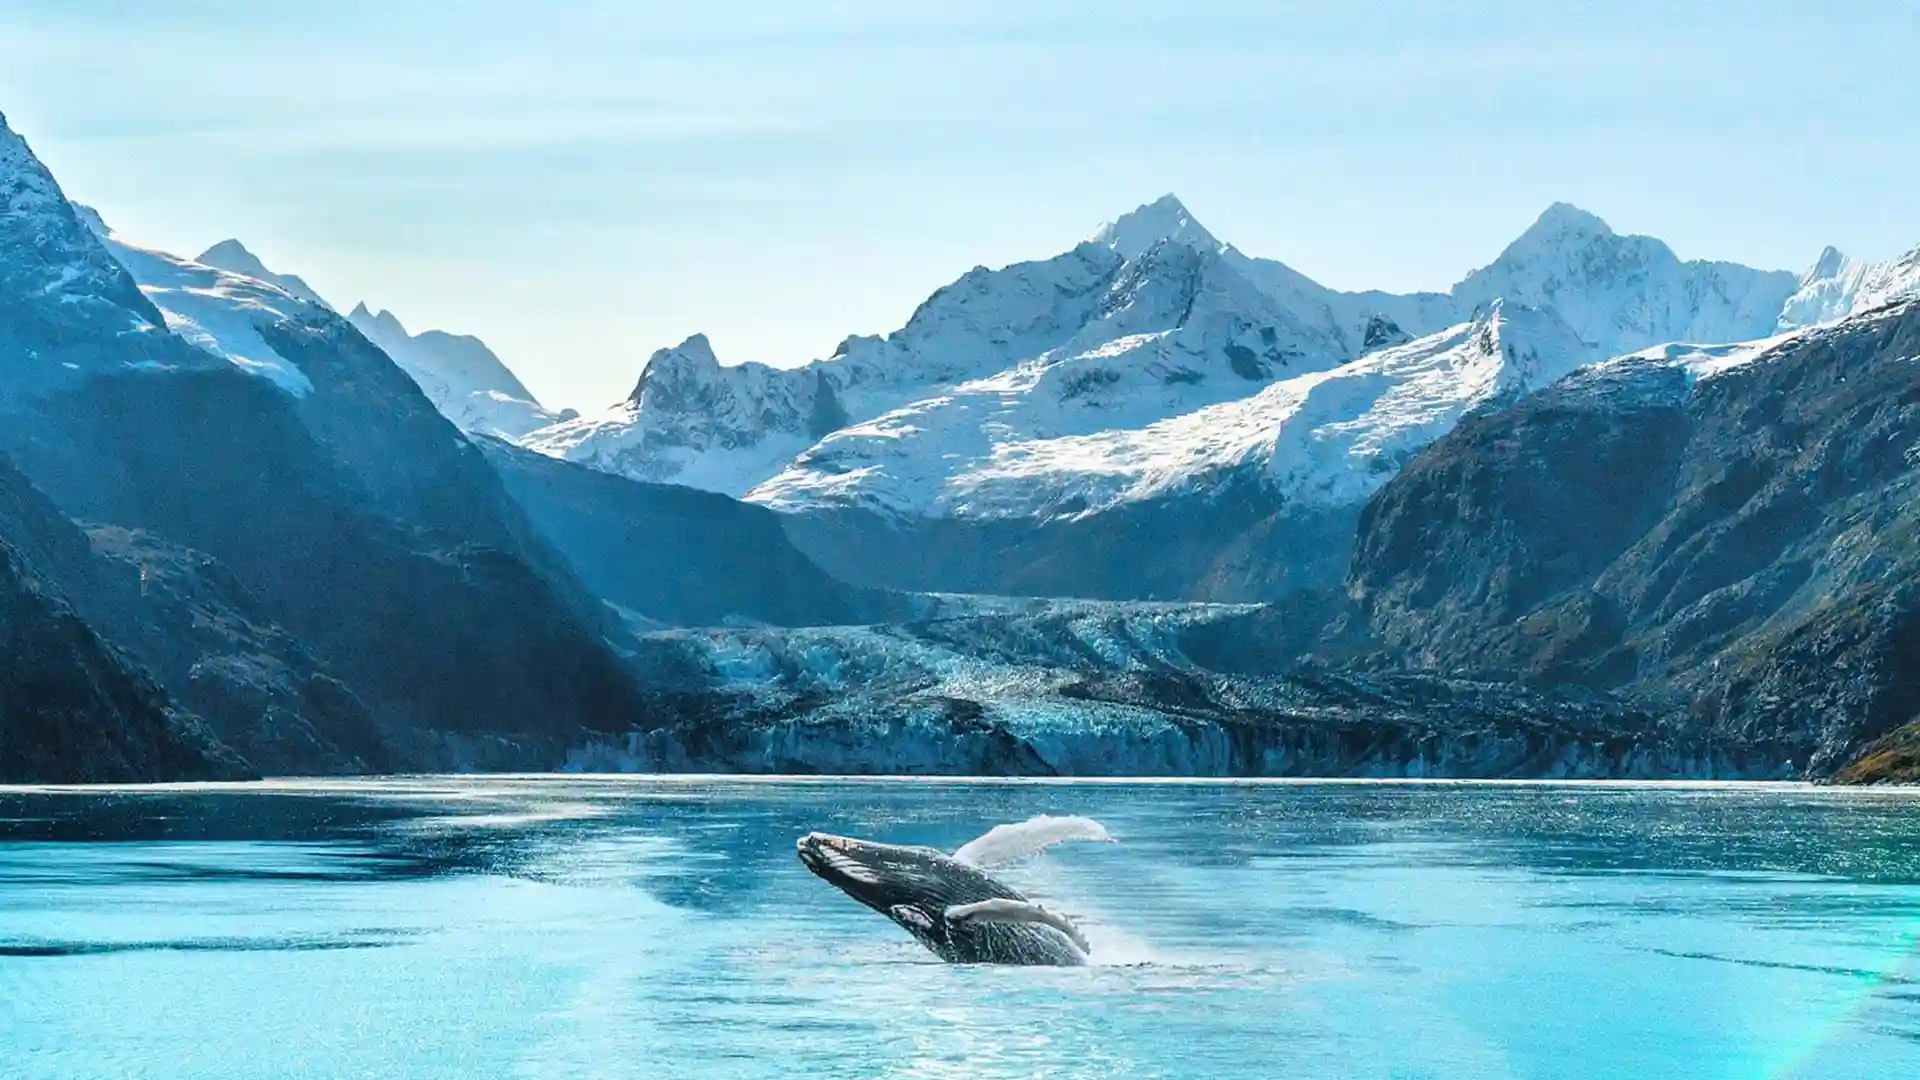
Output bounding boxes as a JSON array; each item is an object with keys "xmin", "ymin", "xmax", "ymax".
[
  {"xmin": 953, "ymin": 815, "xmax": 1114, "ymax": 867},
  {"xmin": 945, "ymin": 898, "xmax": 1091, "ymax": 955}
]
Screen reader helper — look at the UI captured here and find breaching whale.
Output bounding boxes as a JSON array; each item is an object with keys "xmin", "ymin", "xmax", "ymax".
[{"xmin": 797, "ymin": 816, "xmax": 1110, "ymax": 967}]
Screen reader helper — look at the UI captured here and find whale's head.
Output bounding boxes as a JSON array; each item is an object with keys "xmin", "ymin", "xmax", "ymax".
[{"xmin": 797, "ymin": 831, "xmax": 966, "ymax": 916}]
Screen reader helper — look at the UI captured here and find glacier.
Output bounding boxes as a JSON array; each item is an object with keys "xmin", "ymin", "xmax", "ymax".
[{"xmin": 565, "ymin": 596, "xmax": 1791, "ymax": 779}]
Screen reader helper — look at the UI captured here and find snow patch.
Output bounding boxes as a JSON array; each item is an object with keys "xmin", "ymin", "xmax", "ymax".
[{"xmin": 101, "ymin": 234, "xmax": 316, "ymax": 396}]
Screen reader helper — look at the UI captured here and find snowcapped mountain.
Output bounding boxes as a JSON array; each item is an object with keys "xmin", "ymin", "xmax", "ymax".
[
  {"xmin": 526, "ymin": 200, "xmax": 1373, "ymax": 497},
  {"xmin": 0, "ymin": 117, "xmax": 151, "ymax": 324},
  {"xmin": 761, "ymin": 299, "xmax": 1588, "ymax": 522},
  {"xmin": 525, "ymin": 195, "xmax": 1804, "ymax": 540},
  {"xmin": 522, "ymin": 333, "xmax": 837, "ymax": 494},
  {"xmin": 1099, "ymin": 194, "xmax": 1462, "ymax": 357},
  {"xmin": 345, "ymin": 303, "xmax": 573, "ymax": 438},
  {"xmin": 184, "ymin": 233, "xmax": 569, "ymax": 438},
  {"xmin": 0, "ymin": 111, "xmax": 196, "ymax": 396},
  {"xmin": 1777, "ymin": 243, "xmax": 1920, "ymax": 330},
  {"xmin": 1451, "ymin": 203, "xmax": 1797, "ymax": 356},
  {"xmin": 99, "ymin": 222, "xmax": 320, "ymax": 396},
  {"xmin": 196, "ymin": 239, "xmax": 330, "ymax": 308}
]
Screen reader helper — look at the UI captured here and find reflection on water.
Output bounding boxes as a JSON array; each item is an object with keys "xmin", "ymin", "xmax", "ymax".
[{"xmin": 2, "ymin": 779, "xmax": 1919, "ymax": 1078}]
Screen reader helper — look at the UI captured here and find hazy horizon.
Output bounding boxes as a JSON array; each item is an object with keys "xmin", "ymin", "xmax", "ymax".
[{"xmin": 4, "ymin": 1, "xmax": 1917, "ymax": 410}]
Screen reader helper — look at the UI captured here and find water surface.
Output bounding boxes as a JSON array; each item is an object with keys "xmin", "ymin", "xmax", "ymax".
[{"xmin": 3, "ymin": 778, "xmax": 1918, "ymax": 1078}]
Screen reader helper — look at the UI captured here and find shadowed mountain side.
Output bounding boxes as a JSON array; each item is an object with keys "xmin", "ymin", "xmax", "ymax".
[
  {"xmin": 0, "ymin": 533, "xmax": 247, "ymax": 784},
  {"xmin": 776, "ymin": 478, "xmax": 1358, "ymax": 603},
  {"xmin": 1349, "ymin": 302, "xmax": 1920, "ymax": 775},
  {"xmin": 1, "ymin": 368, "xmax": 649, "ymax": 771},
  {"xmin": 480, "ymin": 437, "xmax": 898, "ymax": 627},
  {"xmin": 0, "ymin": 450, "xmax": 380, "ymax": 774}
]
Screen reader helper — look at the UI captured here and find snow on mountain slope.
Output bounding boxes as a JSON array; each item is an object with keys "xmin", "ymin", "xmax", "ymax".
[
  {"xmin": 753, "ymin": 301, "xmax": 1590, "ymax": 521},
  {"xmin": 1091, "ymin": 193, "xmax": 1223, "ymax": 258},
  {"xmin": 1777, "ymin": 244, "xmax": 1920, "ymax": 330},
  {"xmin": 525, "ymin": 228, "xmax": 1351, "ymax": 495},
  {"xmin": 522, "ymin": 242, "xmax": 1134, "ymax": 490},
  {"xmin": 523, "ymin": 195, "xmax": 1803, "ymax": 524},
  {"xmin": 1542, "ymin": 304, "xmax": 1910, "ymax": 415},
  {"xmin": 196, "ymin": 239, "xmax": 330, "ymax": 308},
  {"xmin": 97, "ymin": 225, "xmax": 317, "ymax": 395},
  {"xmin": 745, "ymin": 239, "xmax": 1357, "ymax": 517},
  {"xmin": 1451, "ymin": 203, "xmax": 1797, "ymax": 358},
  {"xmin": 522, "ymin": 334, "xmax": 827, "ymax": 495},
  {"xmin": 346, "ymin": 303, "xmax": 572, "ymax": 438},
  {"xmin": 0, "ymin": 111, "xmax": 167, "ymax": 346},
  {"xmin": 184, "ymin": 231, "xmax": 570, "ymax": 438},
  {"xmin": 1095, "ymin": 194, "xmax": 1461, "ymax": 357}
]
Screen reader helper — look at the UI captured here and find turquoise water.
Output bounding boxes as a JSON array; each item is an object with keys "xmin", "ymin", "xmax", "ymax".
[{"xmin": 2, "ymin": 779, "xmax": 1918, "ymax": 1079}]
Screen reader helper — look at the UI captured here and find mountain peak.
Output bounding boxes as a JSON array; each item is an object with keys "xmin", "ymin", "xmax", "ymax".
[
  {"xmin": 1806, "ymin": 245, "xmax": 1851, "ymax": 282},
  {"xmin": 195, "ymin": 238, "xmax": 329, "ymax": 307},
  {"xmin": 1091, "ymin": 193, "xmax": 1220, "ymax": 259},
  {"xmin": 629, "ymin": 334, "xmax": 722, "ymax": 402},
  {"xmin": 0, "ymin": 110, "xmax": 166, "ymax": 334},
  {"xmin": 198, "ymin": 238, "xmax": 259, "ymax": 266},
  {"xmin": 349, "ymin": 305, "xmax": 406, "ymax": 335},
  {"xmin": 1519, "ymin": 202, "xmax": 1614, "ymax": 244},
  {"xmin": 668, "ymin": 332, "xmax": 718, "ymax": 364}
]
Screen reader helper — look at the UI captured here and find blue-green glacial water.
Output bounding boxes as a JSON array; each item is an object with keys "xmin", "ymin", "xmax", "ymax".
[{"xmin": 2, "ymin": 778, "xmax": 1917, "ymax": 1078}]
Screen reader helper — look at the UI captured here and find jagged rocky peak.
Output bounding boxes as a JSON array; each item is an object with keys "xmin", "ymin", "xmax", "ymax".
[
  {"xmin": 0, "ymin": 111, "xmax": 163, "ymax": 331},
  {"xmin": 1097, "ymin": 238, "xmax": 1213, "ymax": 321},
  {"xmin": 346, "ymin": 302, "xmax": 412, "ymax": 345},
  {"xmin": 1806, "ymin": 244, "xmax": 1850, "ymax": 283},
  {"xmin": 630, "ymin": 333, "xmax": 726, "ymax": 401},
  {"xmin": 1362, "ymin": 314, "xmax": 1412, "ymax": 351},
  {"xmin": 1091, "ymin": 193, "xmax": 1222, "ymax": 258},
  {"xmin": 1778, "ymin": 240, "xmax": 1920, "ymax": 331}
]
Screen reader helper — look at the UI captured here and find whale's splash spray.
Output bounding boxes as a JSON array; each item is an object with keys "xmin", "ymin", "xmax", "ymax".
[{"xmin": 952, "ymin": 814, "xmax": 1114, "ymax": 868}]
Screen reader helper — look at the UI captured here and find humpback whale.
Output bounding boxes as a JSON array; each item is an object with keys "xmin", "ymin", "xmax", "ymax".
[{"xmin": 797, "ymin": 816, "xmax": 1109, "ymax": 967}]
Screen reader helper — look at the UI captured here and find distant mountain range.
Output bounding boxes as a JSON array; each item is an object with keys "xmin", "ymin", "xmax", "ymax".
[
  {"xmin": 506, "ymin": 192, "xmax": 1915, "ymax": 602},
  {"xmin": 4, "ymin": 105, "xmax": 1917, "ymax": 785}
]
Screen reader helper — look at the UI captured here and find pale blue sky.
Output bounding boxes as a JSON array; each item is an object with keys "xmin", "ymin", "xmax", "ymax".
[{"xmin": 3, "ymin": 1, "xmax": 1916, "ymax": 409}]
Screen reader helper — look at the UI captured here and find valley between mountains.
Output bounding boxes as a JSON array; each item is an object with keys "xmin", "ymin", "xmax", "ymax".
[{"xmin": 3, "ymin": 108, "xmax": 1916, "ymax": 784}]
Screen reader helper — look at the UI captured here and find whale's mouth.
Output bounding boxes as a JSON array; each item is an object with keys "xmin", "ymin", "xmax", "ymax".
[{"xmin": 798, "ymin": 832, "xmax": 886, "ymax": 889}]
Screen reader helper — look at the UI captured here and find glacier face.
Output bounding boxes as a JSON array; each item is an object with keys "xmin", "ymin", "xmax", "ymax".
[
  {"xmin": 576, "ymin": 597, "xmax": 1791, "ymax": 779},
  {"xmin": 516, "ymin": 197, "xmax": 1838, "ymax": 546}
]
